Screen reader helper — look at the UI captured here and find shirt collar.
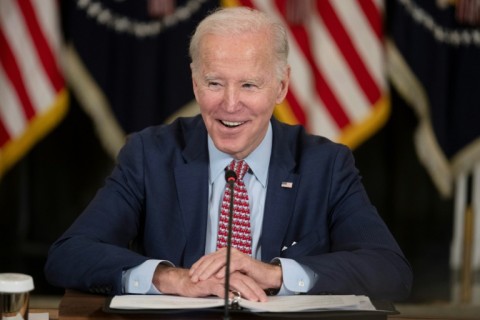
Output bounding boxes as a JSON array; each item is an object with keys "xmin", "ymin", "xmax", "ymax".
[{"xmin": 208, "ymin": 122, "xmax": 272, "ymax": 188}]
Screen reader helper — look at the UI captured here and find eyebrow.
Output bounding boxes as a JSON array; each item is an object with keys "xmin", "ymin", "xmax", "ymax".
[{"xmin": 203, "ymin": 73, "xmax": 266, "ymax": 85}]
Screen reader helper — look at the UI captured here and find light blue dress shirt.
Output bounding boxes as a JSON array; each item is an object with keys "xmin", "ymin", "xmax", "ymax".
[{"xmin": 123, "ymin": 123, "xmax": 317, "ymax": 295}]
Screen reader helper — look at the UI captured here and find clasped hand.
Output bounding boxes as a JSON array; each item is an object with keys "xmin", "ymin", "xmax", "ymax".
[{"xmin": 152, "ymin": 248, "xmax": 282, "ymax": 302}]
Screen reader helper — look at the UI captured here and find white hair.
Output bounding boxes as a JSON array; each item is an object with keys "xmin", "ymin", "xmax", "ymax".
[{"xmin": 189, "ymin": 7, "xmax": 289, "ymax": 80}]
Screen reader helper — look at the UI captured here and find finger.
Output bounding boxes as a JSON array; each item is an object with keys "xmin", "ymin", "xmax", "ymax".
[
  {"xmin": 231, "ymin": 280, "xmax": 267, "ymax": 302},
  {"xmin": 215, "ymin": 249, "xmax": 250, "ymax": 278},
  {"xmin": 198, "ymin": 258, "xmax": 225, "ymax": 281},
  {"xmin": 189, "ymin": 251, "xmax": 219, "ymax": 275},
  {"xmin": 230, "ymin": 272, "xmax": 268, "ymax": 302},
  {"xmin": 195, "ymin": 248, "xmax": 241, "ymax": 281},
  {"xmin": 190, "ymin": 257, "xmax": 214, "ymax": 282},
  {"xmin": 215, "ymin": 266, "xmax": 226, "ymax": 279},
  {"xmin": 208, "ymin": 280, "xmax": 228, "ymax": 300},
  {"xmin": 191, "ymin": 251, "xmax": 227, "ymax": 282},
  {"xmin": 189, "ymin": 255, "xmax": 207, "ymax": 277}
]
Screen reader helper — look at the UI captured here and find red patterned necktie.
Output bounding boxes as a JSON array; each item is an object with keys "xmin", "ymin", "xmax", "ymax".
[{"xmin": 216, "ymin": 160, "xmax": 252, "ymax": 255}]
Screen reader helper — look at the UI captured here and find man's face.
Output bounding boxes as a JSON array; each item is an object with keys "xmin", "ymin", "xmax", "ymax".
[{"xmin": 192, "ymin": 31, "xmax": 289, "ymax": 160}]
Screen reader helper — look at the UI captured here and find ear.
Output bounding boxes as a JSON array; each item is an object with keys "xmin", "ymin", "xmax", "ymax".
[
  {"xmin": 190, "ymin": 63, "xmax": 199, "ymax": 100},
  {"xmin": 276, "ymin": 66, "xmax": 290, "ymax": 104}
]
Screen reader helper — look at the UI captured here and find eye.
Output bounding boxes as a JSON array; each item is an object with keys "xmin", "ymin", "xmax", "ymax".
[
  {"xmin": 242, "ymin": 83, "xmax": 257, "ymax": 89},
  {"xmin": 207, "ymin": 81, "xmax": 222, "ymax": 89}
]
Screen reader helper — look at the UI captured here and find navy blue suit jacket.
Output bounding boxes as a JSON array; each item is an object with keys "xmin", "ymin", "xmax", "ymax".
[{"xmin": 45, "ymin": 115, "xmax": 412, "ymax": 300}]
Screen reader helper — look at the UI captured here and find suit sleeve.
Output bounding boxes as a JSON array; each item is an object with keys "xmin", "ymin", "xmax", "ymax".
[
  {"xmin": 294, "ymin": 145, "xmax": 412, "ymax": 301},
  {"xmin": 44, "ymin": 133, "xmax": 150, "ymax": 295}
]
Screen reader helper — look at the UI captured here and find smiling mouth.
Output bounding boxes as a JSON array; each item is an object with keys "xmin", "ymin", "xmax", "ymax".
[{"xmin": 220, "ymin": 120, "xmax": 245, "ymax": 128}]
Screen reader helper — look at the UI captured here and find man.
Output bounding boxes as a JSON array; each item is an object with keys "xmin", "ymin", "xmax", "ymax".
[{"xmin": 45, "ymin": 7, "xmax": 412, "ymax": 302}]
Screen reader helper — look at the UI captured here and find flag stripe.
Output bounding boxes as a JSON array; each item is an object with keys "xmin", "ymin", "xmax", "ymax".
[
  {"xmin": 0, "ymin": 115, "xmax": 10, "ymax": 146},
  {"xmin": 252, "ymin": 0, "xmax": 343, "ymax": 136},
  {"xmin": 0, "ymin": 28, "xmax": 36, "ymax": 120},
  {"xmin": 238, "ymin": 0, "xmax": 254, "ymax": 7},
  {"xmin": 0, "ymin": 64, "xmax": 27, "ymax": 138},
  {"xmin": 275, "ymin": 0, "xmax": 351, "ymax": 129},
  {"xmin": 284, "ymin": 90, "xmax": 306, "ymax": 126},
  {"xmin": 331, "ymin": 1, "xmax": 385, "ymax": 89},
  {"xmin": 30, "ymin": 0, "xmax": 62, "ymax": 53},
  {"xmin": 357, "ymin": 0, "xmax": 382, "ymax": 40},
  {"xmin": 309, "ymin": 11, "xmax": 371, "ymax": 122},
  {"xmin": 0, "ymin": 0, "xmax": 67, "ymax": 179},
  {"xmin": 17, "ymin": 0, "xmax": 63, "ymax": 92},
  {"xmin": 0, "ymin": 0, "xmax": 55, "ymax": 116},
  {"xmin": 317, "ymin": 1, "xmax": 381, "ymax": 105}
]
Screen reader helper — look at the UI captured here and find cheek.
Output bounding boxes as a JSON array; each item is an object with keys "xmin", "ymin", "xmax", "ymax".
[
  {"xmin": 197, "ymin": 90, "xmax": 221, "ymax": 111},
  {"xmin": 253, "ymin": 95, "xmax": 277, "ymax": 115}
]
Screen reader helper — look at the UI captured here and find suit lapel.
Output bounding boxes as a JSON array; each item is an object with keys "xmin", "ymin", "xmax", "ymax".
[
  {"xmin": 174, "ymin": 118, "xmax": 210, "ymax": 267},
  {"xmin": 261, "ymin": 119, "xmax": 299, "ymax": 262}
]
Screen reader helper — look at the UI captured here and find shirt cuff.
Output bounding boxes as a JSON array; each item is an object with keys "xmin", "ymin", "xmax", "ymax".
[
  {"xmin": 122, "ymin": 259, "xmax": 174, "ymax": 294},
  {"xmin": 272, "ymin": 258, "xmax": 317, "ymax": 295}
]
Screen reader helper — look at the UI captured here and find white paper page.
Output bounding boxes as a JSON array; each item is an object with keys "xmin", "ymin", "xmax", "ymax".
[
  {"xmin": 109, "ymin": 294, "xmax": 377, "ymax": 313},
  {"xmin": 110, "ymin": 295, "xmax": 223, "ymax": 310},
  {"xmin": 239, "ymin": 295, "xmax": 376, "ymax": 312}
]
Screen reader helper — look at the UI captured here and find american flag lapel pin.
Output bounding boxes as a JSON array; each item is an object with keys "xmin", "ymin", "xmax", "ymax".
[{"xmin": 281, "ymin": 181, "xmax": 293, "ymax": 188}]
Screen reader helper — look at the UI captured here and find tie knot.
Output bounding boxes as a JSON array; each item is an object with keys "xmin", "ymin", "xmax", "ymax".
[{"xmin": 228, "ymin": 160, "xmax": 249, "ymax": 180}]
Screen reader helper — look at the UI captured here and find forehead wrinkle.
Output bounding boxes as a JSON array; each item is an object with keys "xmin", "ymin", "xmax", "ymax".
[
  {"xmin": 196, "ymin": 33, "xmax": 277, "ymax": 86},
  {"xmin": 203, "ymin": 67, "xmax": 266, "ymax": 84},
  {"xmin": 201, "ymin": 32, "xmax": 273, "ymax": 59}
]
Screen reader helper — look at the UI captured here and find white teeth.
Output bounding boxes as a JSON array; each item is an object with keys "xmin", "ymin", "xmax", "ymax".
[{"xmin": 221, "ymin": 120, "xmax": 244, "ymax": 127}]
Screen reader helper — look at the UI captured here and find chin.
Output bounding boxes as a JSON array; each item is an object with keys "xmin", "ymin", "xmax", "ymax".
[
  {"xmin": 216, "ymin": 143, "xmax": 242, "ymax": 157},
  {"xmin": 218, "ymin": 145, "xmax": 239, "ymax": 155}
]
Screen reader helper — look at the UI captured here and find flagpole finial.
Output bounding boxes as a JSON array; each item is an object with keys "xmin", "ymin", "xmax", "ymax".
[
  {"xmin": 437, "ymin": 0, "xmax": 480, "ymax": 26},
  {"xmin": 148, "ymin": 0, "xmax": 176, "ymax": 18},
  {"xmin": 285, "ymin": 0, "xmax": 313, "ymax": 25}
]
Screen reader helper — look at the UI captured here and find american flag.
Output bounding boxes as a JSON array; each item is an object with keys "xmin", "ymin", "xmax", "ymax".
[
  {"xmin": 223, "ymin": 0, "xmax": 388, "ymax": 149},
  {"xmin": 0, "ymin": 0, "xmax": 67, "ymax": 179}
]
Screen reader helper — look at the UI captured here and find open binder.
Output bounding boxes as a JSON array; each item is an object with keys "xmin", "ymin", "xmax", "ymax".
[{"xmin": 104, "ymin": 294, "xmax": 398, "ymax": 319}]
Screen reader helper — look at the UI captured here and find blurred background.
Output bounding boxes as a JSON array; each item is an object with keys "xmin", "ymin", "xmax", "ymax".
[{"xmin": 1, "ymin": 0, "xmax": 479, "ymax": 306}]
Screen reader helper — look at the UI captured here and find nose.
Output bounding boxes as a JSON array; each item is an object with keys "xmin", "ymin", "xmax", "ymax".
[{"xmin": 223, "ymin": 85, "xmax": 240, "ymax": 112}]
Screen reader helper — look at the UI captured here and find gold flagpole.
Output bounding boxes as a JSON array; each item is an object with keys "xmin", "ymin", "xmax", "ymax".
[{"xmin": 461, "ymin": 205, "xmax": 474, "ymax": 303}]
